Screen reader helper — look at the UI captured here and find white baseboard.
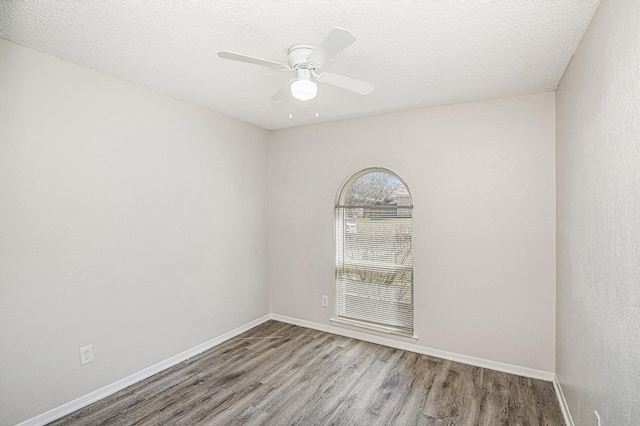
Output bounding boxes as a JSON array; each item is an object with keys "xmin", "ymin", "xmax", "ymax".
[
  {"xmin": 270, "ymin": 313, "xmax": 555, "ymax": 382},
  {"xmin": 16, "ymin": 314, "xmax": 271, "ymax": 426},
  {"xmin": 553, "ymin": 374, "xmax": 574, "ymax": 426}
]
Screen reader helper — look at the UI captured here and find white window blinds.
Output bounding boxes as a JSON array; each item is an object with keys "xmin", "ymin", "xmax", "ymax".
[{"xmin": 335, "ymin": 170, "xmax": 414, "ymax": 335}]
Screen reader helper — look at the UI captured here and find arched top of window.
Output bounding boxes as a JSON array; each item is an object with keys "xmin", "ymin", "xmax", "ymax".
[{"xmin": 337, "ymin": 168, "xmax": 412, "ymax": 207}]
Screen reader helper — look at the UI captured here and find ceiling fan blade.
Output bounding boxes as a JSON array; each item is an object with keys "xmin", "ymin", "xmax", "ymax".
[
  {"xmin": 306, "ymin": 28, "xmax": 356, "ymax": 67},
  {"xmin": 218, "ymin": 51, "xmax": 291, "ymax": 70},
  {"xmin": 271, "ymin": 82, "xmax": 291, "ymax": 101},
  {"xmin": 317, "ymin": 73, "xmax": 374, "ymax": 95}
]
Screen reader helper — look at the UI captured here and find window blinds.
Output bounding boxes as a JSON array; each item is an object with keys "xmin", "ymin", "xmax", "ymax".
[{"xmin": 336, "ymin": 205, "xmax": 414, "ymax": 335}]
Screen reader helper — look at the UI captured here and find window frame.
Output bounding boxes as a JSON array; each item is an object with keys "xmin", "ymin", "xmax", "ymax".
[{"xmin": 334, "ymin": 167, "xmax": 415, "ymax": 337}]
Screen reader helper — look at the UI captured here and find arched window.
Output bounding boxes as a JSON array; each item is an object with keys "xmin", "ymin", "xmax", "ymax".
[{"xmin": 335, "ymin": 168, "xmax": 414, "ymax": 336}]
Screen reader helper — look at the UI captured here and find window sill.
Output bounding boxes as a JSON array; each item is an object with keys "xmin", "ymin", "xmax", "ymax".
[{"xmin": 330, "ymin": 317, "xmax": 418, "ymax": 340}]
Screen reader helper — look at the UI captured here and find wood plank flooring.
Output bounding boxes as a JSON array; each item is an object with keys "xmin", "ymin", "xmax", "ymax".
[{"xmin": 49, "ymin": 321, "xmax": 564, "ymax": 425}]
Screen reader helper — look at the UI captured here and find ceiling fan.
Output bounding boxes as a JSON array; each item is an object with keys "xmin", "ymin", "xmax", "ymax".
[{"xmin": 217, "ymin": 28, "xmax": 374, "ymax": 102}]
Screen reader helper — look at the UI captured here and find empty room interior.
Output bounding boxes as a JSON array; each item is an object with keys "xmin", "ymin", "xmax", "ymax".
[{"xmin": 1, "ymin": 1, "xmax": 638, "ymax": 425}]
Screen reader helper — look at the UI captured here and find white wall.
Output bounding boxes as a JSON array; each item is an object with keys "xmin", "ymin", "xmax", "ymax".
[
  {"xmin": 270, "ymin": 92, "xmax": 556, "ymax": 372},
  {"xmin": 556, "ymin": 0, "xmax": 640, "ymax": 424},
  {"xmin": 0, "ymin": 39, "xmax": 270, "ymax": 426}
]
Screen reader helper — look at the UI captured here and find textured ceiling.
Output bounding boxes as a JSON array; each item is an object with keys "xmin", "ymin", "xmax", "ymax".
[{"xmin": 0, "ymin": 1, "xmax": 600, "ymax": 130}]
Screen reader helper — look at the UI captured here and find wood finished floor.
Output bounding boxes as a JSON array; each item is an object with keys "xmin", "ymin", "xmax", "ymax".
[{"xmin": 49, "ymin": 321, "xmax": 564, "ymax": 425}]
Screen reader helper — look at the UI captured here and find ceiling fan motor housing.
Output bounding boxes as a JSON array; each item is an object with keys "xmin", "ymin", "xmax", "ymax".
[{"xmin": 288, "ymin": 44, "xmax": 315, "ymax": 69}]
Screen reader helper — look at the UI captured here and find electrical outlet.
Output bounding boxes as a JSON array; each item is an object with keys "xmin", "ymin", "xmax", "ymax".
[
  {"xmin": 594, "ymin": 411, "xmax": 601, "ymax": 426},
  {"xmin": 79, "ymin": 345, "xmax": 93, "ymax": 366},
  {"xmin": 321, "ymin": 295, "xmax": 329, "ymax": 307}
]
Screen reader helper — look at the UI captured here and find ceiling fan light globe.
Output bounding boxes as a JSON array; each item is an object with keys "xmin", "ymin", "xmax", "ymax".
[{"xmin": 291, "ymin": 79, "xmax": 318, "ymax": 101}]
